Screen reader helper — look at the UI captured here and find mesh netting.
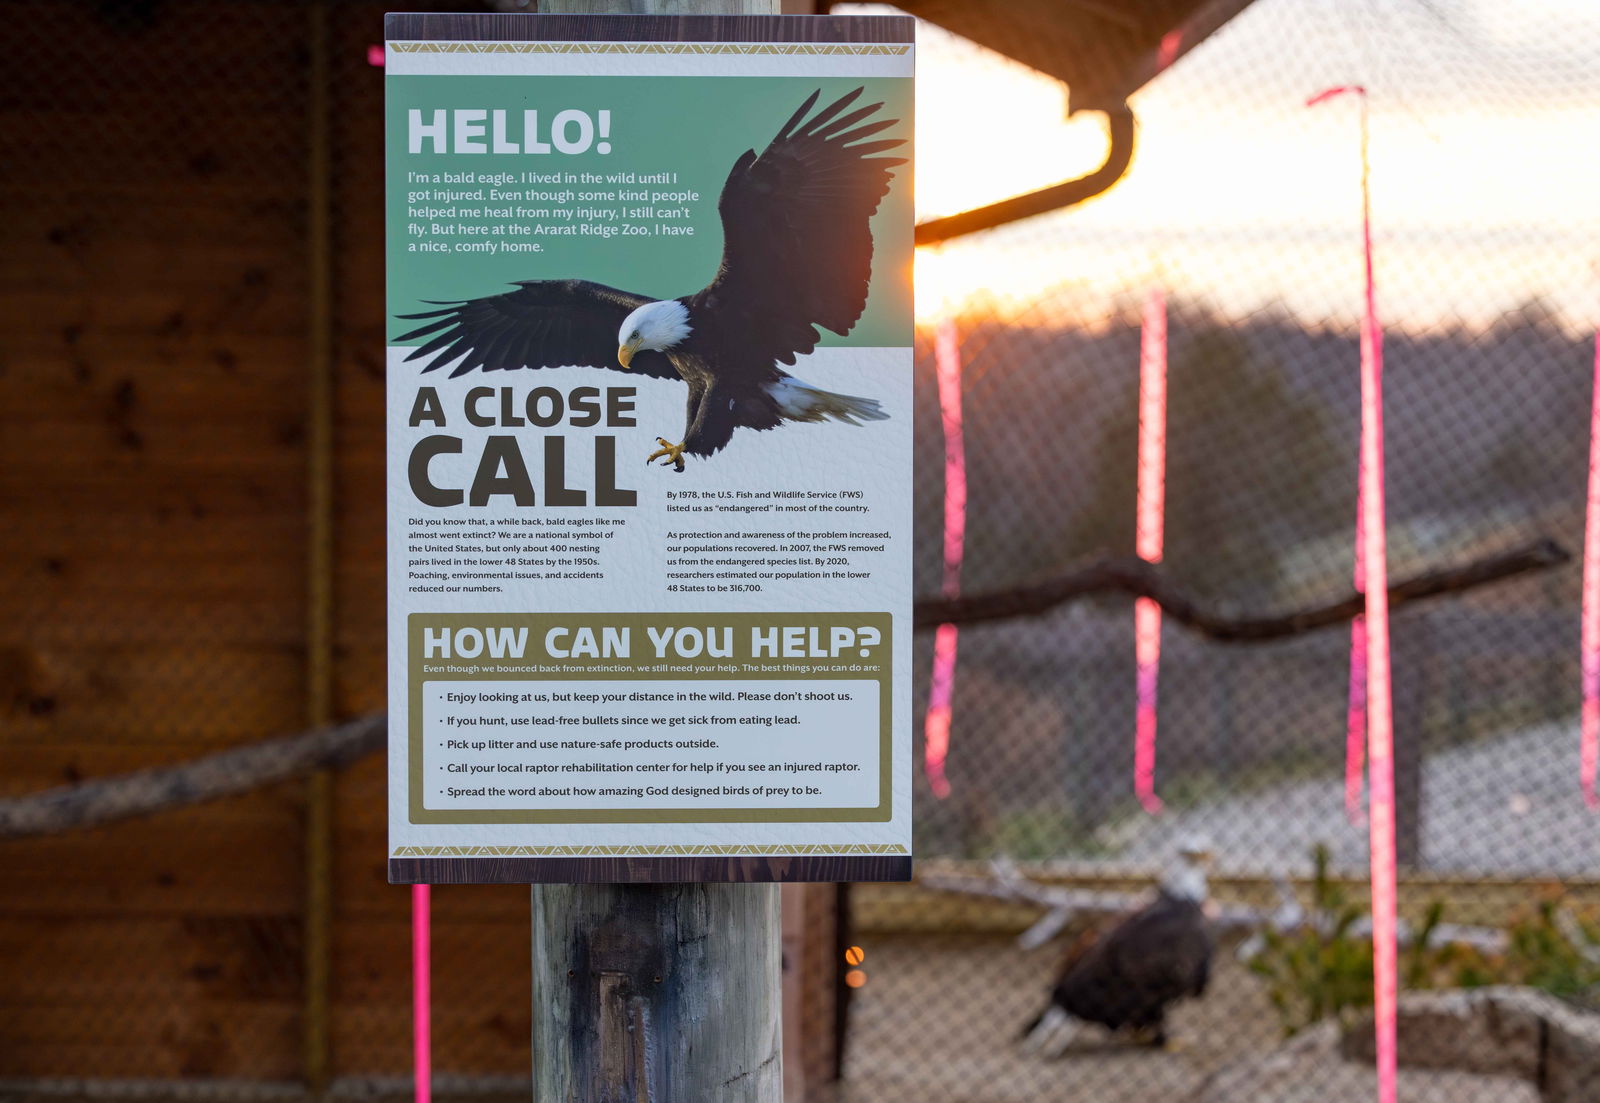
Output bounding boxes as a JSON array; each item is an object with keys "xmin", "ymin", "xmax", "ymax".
[{"xmin": 864, "ymin": 2, "xmax": 1600, "ymax": 1099}]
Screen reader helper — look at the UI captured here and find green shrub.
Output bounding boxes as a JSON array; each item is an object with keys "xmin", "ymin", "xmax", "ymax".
[
  {"xmin": 1247, "ymin": 845, "xmax": 1456, "ymax": 1036},
  {"xmin": 1457, "ymin": 894, "xmax": 1600, "ymax": 1011}
]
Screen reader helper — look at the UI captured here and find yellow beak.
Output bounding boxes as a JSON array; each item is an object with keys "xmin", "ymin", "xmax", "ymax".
[{"xmin": 617, "ymin": 342, "xmax": 637, "ymax": 369}]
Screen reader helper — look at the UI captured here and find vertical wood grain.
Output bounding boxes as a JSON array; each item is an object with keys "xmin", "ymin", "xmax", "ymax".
[{"xmin": 531, "ymin": 882, "xmax": 783, "ymax": 1102}]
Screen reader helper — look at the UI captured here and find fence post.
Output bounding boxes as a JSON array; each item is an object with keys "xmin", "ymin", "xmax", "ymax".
[
  {"xmin": 532, "ymin": 883, "xmax": 782, "ymax": 1101},
  {"xmin": 1392, "ymin": 612, "xmax": 1426, "ymax": 870},
  {"xmin": 526, "ymin": 6, "xmax": 783, "ymax": 1103}
]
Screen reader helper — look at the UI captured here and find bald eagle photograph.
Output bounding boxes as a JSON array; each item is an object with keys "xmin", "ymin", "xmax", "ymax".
[
  {"xmin": 394, "ymin": 87, "xmax": 906, "ymax": 472},
  {"xmin": 1020, "ymin": 839, "xmax": 1215, "ymax": 1056}
]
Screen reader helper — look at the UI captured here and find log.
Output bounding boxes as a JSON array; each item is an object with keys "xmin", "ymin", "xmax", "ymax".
[
  {"xmin": 913, "ymin": 537, "xmax": 1570, "ymax": 641},
  {"xmin": 0, "ymin": 714, "xmax": 385, "ymax": 840}
]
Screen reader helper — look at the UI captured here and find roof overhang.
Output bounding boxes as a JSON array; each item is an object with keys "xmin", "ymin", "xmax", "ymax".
[{"xmin": 880, "ymin": 0, "xmax": 1257, "ymax": 113}]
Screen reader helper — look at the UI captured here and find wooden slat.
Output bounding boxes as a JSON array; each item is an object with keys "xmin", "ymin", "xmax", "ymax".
[
  {"xmin": 0, "ymin": 425, "xmax": 307, "ymax": 469},
  {"xmin": 0, "ymin": 0, "xmax": 326, "ymax": 1083},
  {"xmin": 0, "ymin": 916, "xmax": 301, "ymax": 1078},
  {"xmin": 332, "ymin": 917, "xmax": 530, "ymax": 1076},
  {"xmin": 0, "ymin": 1004, "xmax": 299, "ymax": 1080},
  {"xmin": 0, "ymin": 790, "xmax": 301, "ymax": 918},
  {"xmin": 0, "ymin": 646, "xmax": 303, "ymax": 745}
]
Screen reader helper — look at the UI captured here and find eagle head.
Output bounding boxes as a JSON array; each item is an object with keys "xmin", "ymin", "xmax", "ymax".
[
  {"xmin": 617, "ymin": 300, "xmax": 692, "ymax": 368},
  {"xmin": 1161, "ymin": 834, "xmax": 1214, "ymax": 903}
]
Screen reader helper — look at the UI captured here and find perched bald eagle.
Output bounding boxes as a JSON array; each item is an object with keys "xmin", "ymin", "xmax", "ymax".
[
  {"xmin": 395, "ymin": 87, "xmax": 905, "ymax": 472},
  {"xmin": 1020, "ymin": 840, "xmax": 1214, "ymax": 1055}
]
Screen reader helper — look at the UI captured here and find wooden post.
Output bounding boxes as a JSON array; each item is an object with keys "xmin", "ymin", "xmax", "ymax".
[
  {"xmin": 525, "ymin": 6, "xmax": 784, "ymax": 1102},
  {"xmin": 782, "ymin": 886, "xmax": 808, "ymax": 1103},
  {"xmin": 532, "ymin": 883, "xmax": 783, "ymax": 1101},
  {"xmin": 782, "ymin": 884, "xmax": 847, "ymax": 1101}
]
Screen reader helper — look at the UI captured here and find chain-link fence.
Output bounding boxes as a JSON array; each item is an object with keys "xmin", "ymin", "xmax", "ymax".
[
  {"xmin": 855, "ymin": 2, "xmax": 1600, "ymax": 1099},
  {"xmin": 4, "ymin": 1, "xmax": 1600, "ymax": 1101}
]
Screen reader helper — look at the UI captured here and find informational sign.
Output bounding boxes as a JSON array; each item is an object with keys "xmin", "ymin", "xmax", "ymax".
[{"xmin": 385, "ymin": 13, "xmax": 914, "ymax": 883}]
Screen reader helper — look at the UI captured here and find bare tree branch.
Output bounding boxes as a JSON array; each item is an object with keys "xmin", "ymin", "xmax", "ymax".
[
  {"xmin": 0, "ymin": 714, "xmax": 386, "ymax": 841},
  {"xmin": 913, "ymin": 538, "xmax": 1570, "ymax": 641},
  {"xmin": 917, "ymin": 861, "xmax": 1508, "ymax": 955}
]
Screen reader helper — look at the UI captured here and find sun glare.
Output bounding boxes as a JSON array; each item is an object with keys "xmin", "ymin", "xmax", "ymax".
[{"xmin": 891, "ymin": 0, "xmax": 1600, "ymax": 332}]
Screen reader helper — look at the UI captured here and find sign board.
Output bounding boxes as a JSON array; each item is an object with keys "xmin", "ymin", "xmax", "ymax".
[{"xmin": 385, "ymin": 13, "xmax": 915, "ymax": 883}]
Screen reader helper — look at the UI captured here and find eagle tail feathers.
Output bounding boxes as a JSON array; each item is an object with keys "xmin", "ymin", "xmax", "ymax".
[
  {"xmin": 1018, "ymin": 1005, "xmax": 1082, "ymax": 1057},
  {"xmin": 767, "ymin": 376, "xmax": 888, "ymax": 426},
  {"xmin": 1017, "ymin": 1005, "xmax": 1047, "ymax": 1042}
]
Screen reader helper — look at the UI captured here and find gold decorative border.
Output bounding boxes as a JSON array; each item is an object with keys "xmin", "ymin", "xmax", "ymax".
[
  {"xmin": 392, "ymin": 843, "xmax": 909, "ymax": 857},
  {"xmin": 389, "ymin": 42, "xmax": 910, "ymax": 56}
]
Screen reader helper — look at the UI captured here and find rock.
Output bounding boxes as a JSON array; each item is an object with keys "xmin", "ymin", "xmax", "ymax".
[
  {"xmin": 1190, "ymin": 1018, "xmax": 1538, "ymax": 1103},
  {"xmin": 1190, "ymin": 998, "xmax": 1548, "ymax": 1101},
  {"xmin": 1340, "ymin": 986, "xmax": 1550, "ymax": 1081},
  {"xmin": 1339, "ymin": 987, "xmax": 1600, "ymax": 1103},
  {"xmin": 1545, "ymin": 1001, "xmax": 1600, "ymax": 1103}
]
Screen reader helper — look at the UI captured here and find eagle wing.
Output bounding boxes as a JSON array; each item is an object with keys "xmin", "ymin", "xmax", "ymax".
[
  {"xmin": 394, "ymin": 278, "xmax": 678, "ymax": 380},
  {"xmin": 692, "ymin": 87, "xmax": 906, "ymax": 369},
  {"xmin": 1101, "ymin": 898, "xmax": 1213, "ymax": 1001}
]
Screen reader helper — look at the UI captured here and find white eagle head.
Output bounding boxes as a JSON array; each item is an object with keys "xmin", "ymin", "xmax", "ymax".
[
  {"xmin": 1161, "ymin": 834, "xmax": 1213, "ymax": 903},
  {"xmin": 617, "ymin": 299, "xmax": 692, "ymax": 368}
]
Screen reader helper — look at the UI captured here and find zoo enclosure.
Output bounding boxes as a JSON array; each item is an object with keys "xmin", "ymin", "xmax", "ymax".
[{"xmin": 4, "ymin": 1, "xmax": 1600, "ymax": 1101}]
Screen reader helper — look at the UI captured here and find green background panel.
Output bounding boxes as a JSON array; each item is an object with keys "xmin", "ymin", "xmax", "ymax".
[{"xmin": 386, "ymin": 75, "xmax": 913, "ymax": 348}]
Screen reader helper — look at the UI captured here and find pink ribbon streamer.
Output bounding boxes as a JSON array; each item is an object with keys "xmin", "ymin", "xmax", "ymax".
[
  {"xmin": 1358, "ymin": 261, "xmax": 1398, "ymax": 1103},
  {"xmin": 1583, "ymin": 330, "xmax": 1600, "ymax": 809},
  {"xmin": 924, "ymin": 319, "xmax": 966, "ymax": 799},
  {"xmin": 1311, "ymin": 83, "xmax": 1397, "ymax": 1103},
  {"xmin": 1134, "ymin": 288, "xmax": 1168, "ymax": 814},
  {"xmin": 1348, "ymin": 383, "xmax": 1370, "ymax": 825},
  {"xmin": 414, "ymin": 884, "xmax": 432, "ymax": 1103},
  {"xmin": 1347, "ymin": 530, "xmax": 1368, "ymax": 822}
]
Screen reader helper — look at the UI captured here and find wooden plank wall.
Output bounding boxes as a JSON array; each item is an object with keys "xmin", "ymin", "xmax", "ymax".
[
  {"xmin": 0, "ymin": 0, "xmax": 311, "ymax": 1080},
  {"xmin": 0, "ymin": 1, "xmax": 531, "ymax": 1083}
]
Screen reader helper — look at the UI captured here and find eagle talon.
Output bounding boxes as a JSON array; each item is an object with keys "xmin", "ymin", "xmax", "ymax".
[{"xmin": 646, "ymin": 437, "xmax": 686, "ymax": 473}]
